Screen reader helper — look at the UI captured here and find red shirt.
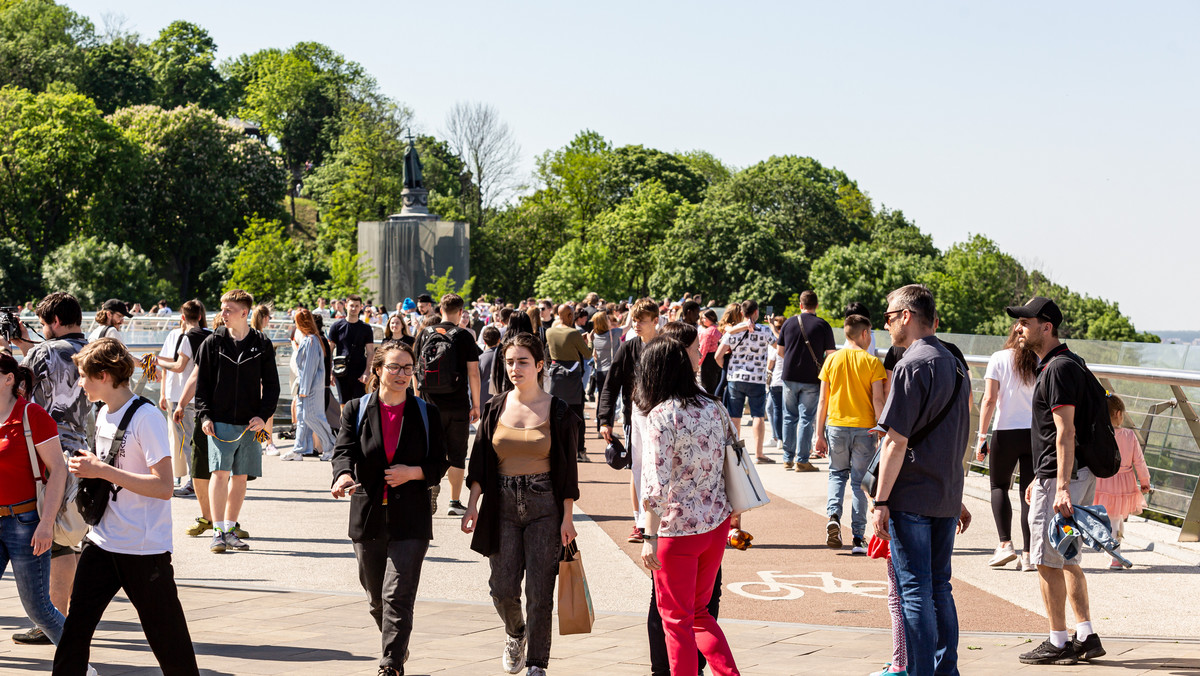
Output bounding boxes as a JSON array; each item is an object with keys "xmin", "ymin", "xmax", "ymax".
[
  {"xmin": 381, "ymin": 400, "xmax": 406, "ymax": 464},
  {"xmin": 0, "ymin": 398, "xmax": 59, "ymax": 505}
]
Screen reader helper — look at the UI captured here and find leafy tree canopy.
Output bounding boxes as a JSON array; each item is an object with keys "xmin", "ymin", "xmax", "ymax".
[
  {"xmin": 42, "ymin": 235, "xmax": 169, "ymax": 309},
  {"xmin": 0, "ymin": 0, "xmax": 93, "ymax": 93}
]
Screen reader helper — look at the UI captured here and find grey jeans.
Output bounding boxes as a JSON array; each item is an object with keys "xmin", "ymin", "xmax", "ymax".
[
  {"xmin": 489, "ymin": 473, "xmax": 562, "ymax": 670},
  {"xmin": 354, "ymin": 534, "xmax": 430, "ymax": 671}
]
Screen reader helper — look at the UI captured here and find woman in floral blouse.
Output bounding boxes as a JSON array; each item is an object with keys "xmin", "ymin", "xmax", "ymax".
[{"xmin": 637, "ymin": 335, "xmax": 740, "ymax": 676}]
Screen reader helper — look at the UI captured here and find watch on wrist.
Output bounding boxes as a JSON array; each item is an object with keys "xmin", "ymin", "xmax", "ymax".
[{"xmin": 874, "ymin": 500, "xmax": 889, "ymax": 507}]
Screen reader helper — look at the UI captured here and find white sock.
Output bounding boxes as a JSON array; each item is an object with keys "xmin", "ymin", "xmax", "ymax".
[
  {"xmin": 1076, "ymin": 621, "xmax": 1094, "ymax": 641},
  {"xmin": 219, "ymin": 520, "xmax": 234, "ymax": 533},
  {"xmin": 1050, "ymin": 630, "xmax": 1069, "ymax": 648}
]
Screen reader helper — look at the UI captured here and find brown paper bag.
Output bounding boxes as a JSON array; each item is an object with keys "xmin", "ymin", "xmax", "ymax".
[{"xmin": 557, "ymin": 541, "xmax": 594, "ymax": 635}]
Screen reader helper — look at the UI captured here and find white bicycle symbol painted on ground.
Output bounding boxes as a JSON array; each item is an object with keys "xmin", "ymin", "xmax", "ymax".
[{"xmin": 728, "ymin": 571, "xmax": 888, "ymax": 601}]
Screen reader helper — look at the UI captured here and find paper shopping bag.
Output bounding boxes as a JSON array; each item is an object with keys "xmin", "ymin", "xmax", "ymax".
[{"xmin": 557, "ymin": 541, "xmax": 594, "ymax": 635}]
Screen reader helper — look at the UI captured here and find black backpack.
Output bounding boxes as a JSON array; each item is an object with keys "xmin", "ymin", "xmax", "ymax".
[
  {"xmin": 1052, "ymin": 354, "xmax": 1121, "ymax": 479},
  {"xmin": 417, "ymin": 325, "xmax": 463, "ymax": 395}
]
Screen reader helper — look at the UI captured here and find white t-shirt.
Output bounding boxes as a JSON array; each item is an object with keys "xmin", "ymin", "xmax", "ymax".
[
  {"xmin": 87, "ymin": 397, "xmax": 173, "ymax": 555},
  {"xmin": 156, "ymin": 307, "xmax": 172, "ymax": 316},
  {"xmin": 158, "ymin": 328, "xmax": 195, "ymax": 403},
  {"xmin": 984, "ymin": 348, "xmax": 1035, "ymax": 430},
  {"xmin": 88, "ymin": 325, "xmax": 123, "ymax": 344}
]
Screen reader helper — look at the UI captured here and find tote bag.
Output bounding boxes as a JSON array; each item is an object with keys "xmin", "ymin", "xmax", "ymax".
[
  {"xmin": 718, "ymin": 406, "xmax": 770, "ymax": 514},
  {"xmin": 23, "ymin": 405, "xmax": 87, "ymax": 547}
]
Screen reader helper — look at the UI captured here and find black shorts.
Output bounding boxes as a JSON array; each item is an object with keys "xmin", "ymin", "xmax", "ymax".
[
  {"xmin": 50, "ymin": 542, "xmax": 78, "ymax": 559},
  {"xmin": 438, "ymin": 406, "xmax": 471, "ymax": 469},
  {"xmin": 190, "ymin": 414, "xmax": 212, "ymax": 481},
  {"xmin": 334, "ymin": 375, "xmax": 366, "ymax": 404}
]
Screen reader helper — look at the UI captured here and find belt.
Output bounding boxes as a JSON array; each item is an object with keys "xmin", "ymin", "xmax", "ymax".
[{"xmin": 0, "ymin": 499, "xmax": 38, "ymax": 518}]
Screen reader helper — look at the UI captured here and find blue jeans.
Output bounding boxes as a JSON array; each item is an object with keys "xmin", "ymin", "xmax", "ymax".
[
  {"xmin": 0, "ymin": 510, "xmax": 65, "ymax": 644},
  {"xmin": 889, "ymin": 511, "xmax": 959, "ymax": 676},
  {"xmin": 767, "ymin": 386, "xmax": 784, "ymax": 441},
  {"xmin": 782, "ymin": 381, "xmax": 820, "ymax": 464},
  {"xmin": 825, "ymin": 426, "xmax": 874, "ymax": 538}
]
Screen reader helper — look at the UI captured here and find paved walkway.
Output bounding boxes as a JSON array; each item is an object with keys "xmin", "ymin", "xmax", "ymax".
[{"xmin": 1, "ymin": 399, "xmax": 1197, "ymax": 674}]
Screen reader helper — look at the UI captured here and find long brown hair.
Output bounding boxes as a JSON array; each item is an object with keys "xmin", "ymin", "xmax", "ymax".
[
  {"xmin": 294, "ymin": 308, "xmax": 329, "ymax": 360},
  {"xmin": 366, "ymin": 341, "xmax": 416, "ymax": 394},
  {"xmin": 1004, "ymin": 322, "xmax": 1038, "ymax": 386},
  {"xmin": 592, "ymin": 311, "xmax": 611, "ymax": 334}
]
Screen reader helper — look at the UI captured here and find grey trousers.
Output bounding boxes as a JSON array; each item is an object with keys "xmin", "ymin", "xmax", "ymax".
[
  {"xmin": 489, "ymin": 473, "xmax": 562, "ymax": 670},
  {"xmin": 354, "ymin": 534, "xmax": 430, "ymax": 672}
]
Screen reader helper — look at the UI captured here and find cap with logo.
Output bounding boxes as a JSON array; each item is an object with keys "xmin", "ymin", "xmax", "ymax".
[
  {"xmin": 1004, "ymin": 296, "xmax": 1062, "ymax": 327},
  {"xmin": 101, "ymin": 299, "xmax": 133, "ymax": 318}
]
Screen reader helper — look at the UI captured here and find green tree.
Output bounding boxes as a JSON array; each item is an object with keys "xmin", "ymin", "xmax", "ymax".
[
  {"xmin": 922, "ymin": 234, "xmax": 1026, "ymax": 334},
  {"xmin": 0, "ymin": 86, "xmax": 137, "ymax": 261},
  {"xmin": 425, "ymin": 267, "xmax": 474, "ymax": 300},
  {"xmin": 810, "ymin": 242, "xmax": 934, "ymax": 321},
  {"xmin": 324, "ymin": 248, "xmax": 374, "ymax": 302},
  {"xmin": 707, "ymin": 155, "xmax": 871, "ymax": 290},
  {"xmin": 589, "ymin": 180, "xmax": 685, "ymax": 298},
  {"xmin": 534, "ymin": 239, "xmax": 623, "ymax": 301},
  {"xmin": 535, "ymin": 130, "xmax": 613, "ymax": 233},
  {"xmin": 146, "ymin": 20, "xmax": 228, "ymax": 113},
  {"xmin": 474, "ymin": 189, "xmax": 571, "ymax": 303},
  {"xmin": 870, "ymin": 207, "xmax": 938, "ymax": 258},
  {"xmin": 107, "ymin": 104, "xmax": 287, "ymax": 298},
  {"xmin": 0, "ymin": 0, "xmax": 93, "ymax": 93},
  {"xmin": 678, "ymin": 149, "xmax": 734, "ymax": 188},
  {"xmin": 607, "ymin": 145, "xmax": 707, "ymax": 205},
  {"xmin": 80, "ymin": 36, "xmax": 155, "ymax": 113},
  {"xmin": 0, "ymin": 238, "xmax": 41, "ymax": 304},
  {"xmin": 42, "ymin": 236, "xmax": 166, "ymax": 308},
  {"xmin": 306, "ymin": 98, "xmax": 412, "ymax": 251},
  {"xmin": 224, "ymin": 218, "xmax": 304, "ymax": 305}
]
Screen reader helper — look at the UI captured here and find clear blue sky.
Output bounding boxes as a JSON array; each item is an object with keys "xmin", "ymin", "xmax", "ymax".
[{"xmin": 75, "ymin": 1, "xmax": 1200, "ymax": 331}]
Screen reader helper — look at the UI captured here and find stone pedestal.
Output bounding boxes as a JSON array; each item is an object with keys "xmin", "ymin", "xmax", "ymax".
[{"xmin": 357, "ymin": 213, "xmax": 470, "ymax": 309}]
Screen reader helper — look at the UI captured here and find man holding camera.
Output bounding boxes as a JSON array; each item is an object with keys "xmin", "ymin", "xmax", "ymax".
[{"xmin": 1, "ymin": 292, "xmax": 90, "ymax": 644}]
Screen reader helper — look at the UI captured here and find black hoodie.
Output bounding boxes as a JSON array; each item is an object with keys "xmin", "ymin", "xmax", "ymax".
[{"xmin": 194, "ymin": 327, "xmax": 280, "ymax": 426}]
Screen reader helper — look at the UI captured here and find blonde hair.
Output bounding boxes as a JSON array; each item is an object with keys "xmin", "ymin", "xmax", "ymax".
[
  {"xmin": 592, "ymin": 311, "xmax": 611, "ymax": 334},
  {"xmin": 221, "ymin": 288, "xmax": 255, "ymax": 312},
  {"xmin": 718, "ymin": 303, "xmax": 743, "ymax": 331},
  {"xmin": 250, "ymin": 304, "xmax": 272, "ymax": 331}
]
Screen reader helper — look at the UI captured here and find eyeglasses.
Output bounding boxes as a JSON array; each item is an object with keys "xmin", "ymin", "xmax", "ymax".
[{"xmin": 382, "ymin": 363, "xmax": 414, "ymax": 375}]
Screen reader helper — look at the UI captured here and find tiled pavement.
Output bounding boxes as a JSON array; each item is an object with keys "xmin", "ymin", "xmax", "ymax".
[{"xmin": 1, "ymin": 581, "xmax": 1195, "ymax": 675}]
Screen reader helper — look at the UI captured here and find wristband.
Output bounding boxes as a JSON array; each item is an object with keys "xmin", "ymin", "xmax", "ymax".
[
  {"xmin": 874, "ymin": 500, "xmax": 889, "ymax": 507},
  {"xmin": 977, "ymin": 432, "xmax": 988, "ymax": 440}
]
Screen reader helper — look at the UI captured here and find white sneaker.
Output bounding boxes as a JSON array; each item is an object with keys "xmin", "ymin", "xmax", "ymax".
[
  {"xmin": 264, "ymin": 444, "xmax": 281, "ymax": 456},
  {"xmin": 988, "ymin": 542, "xmax": 1017, "ymax": 568},
  {"xmin": 280, "ymin": 451, "xmax": 303, "ymax": 461},
  {"xmin": 319, "ymin": 451, "xmax": 333, "ymax": 461},
  {"xmin": 527, "ymin": 667, "xmax": 546, "ymax": 676},
  {"xmin": 87, "ymin": 666, "xmax": 99, "ymax": 676},
  {"xmin": 502, "ymin": 633, "xmax": 526, "ymax": 674},
  {"xmin": 1020, "ymin": 553, "xmax": 1036, "ymax": 572}
]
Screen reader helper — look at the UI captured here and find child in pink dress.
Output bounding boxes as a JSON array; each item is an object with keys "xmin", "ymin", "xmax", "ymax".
[{"xmin": 1094, "ymin": 394, "xmax": 1151, "ymax": 569}]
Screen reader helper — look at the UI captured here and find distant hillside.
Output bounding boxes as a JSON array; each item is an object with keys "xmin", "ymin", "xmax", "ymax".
[
  {"xmin": 1149, "ymin": 330, "xmax": 1200, "ymax": 344},
  {"xmin": 283, "ymin": 198, "xmax": 320, "ymax": 241}
]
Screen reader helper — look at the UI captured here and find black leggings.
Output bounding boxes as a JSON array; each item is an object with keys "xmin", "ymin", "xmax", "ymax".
[{"xmin": 989, "ymin": 428, "xmax": 1034, "ymax": 550}]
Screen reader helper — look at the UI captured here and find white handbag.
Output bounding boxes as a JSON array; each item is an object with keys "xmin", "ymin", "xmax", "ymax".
[
  {"xmin": 718, "ymin": 407, "xmax": 770, "ymax": 515},
  {"xmin": 23, "ymin": 405, "xmax": 88, "ymax": 547}
]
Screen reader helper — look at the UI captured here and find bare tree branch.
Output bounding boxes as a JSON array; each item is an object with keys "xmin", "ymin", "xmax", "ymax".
[{"xmin": 443, "ymin": 101, "xmax": 522, "ymax": 224}]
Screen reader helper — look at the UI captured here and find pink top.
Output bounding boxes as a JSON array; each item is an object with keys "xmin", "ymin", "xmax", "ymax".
[
  {"xmin": 699, "ymin": 325, "xmax": 721, "ymax": 357},
  {"xmin": 640, "ymin": 397, "xmax": 731, "ymax": 537},
  {"xmin": 381, "ymin": 400, "xmax": 406, "ymax": 464},
  {"xmin": 1095, "ymin": 427, "xmax": 1151, "ymax": 520}
]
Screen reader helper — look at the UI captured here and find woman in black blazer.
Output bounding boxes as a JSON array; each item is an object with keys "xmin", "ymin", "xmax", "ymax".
[{"xmin": 331, "ymin": 341, "xmax": 449, "ymax": 676}]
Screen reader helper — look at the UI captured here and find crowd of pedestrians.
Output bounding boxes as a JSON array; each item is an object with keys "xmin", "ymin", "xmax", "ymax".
[{"xmin": 0, "ymin": 283, "xmax": 1156, "ymax": 676}]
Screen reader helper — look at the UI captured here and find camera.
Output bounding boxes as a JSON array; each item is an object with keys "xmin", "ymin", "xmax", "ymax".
[{"xmin": 0, "ymin": 307, "xmax": 22, "ymax": 342}]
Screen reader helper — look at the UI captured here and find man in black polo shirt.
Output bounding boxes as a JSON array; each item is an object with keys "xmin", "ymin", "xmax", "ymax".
[
  {"xmin": 413, "ymin": 293, "xmax": 480, "ymax": 516},
  {"xmin": 329, "ymin": 294, "xmax": 376, "ymax": 408},
  {"xmin": 1009, "ymin": 297, "xmax": 1105, "ymax": 666}
]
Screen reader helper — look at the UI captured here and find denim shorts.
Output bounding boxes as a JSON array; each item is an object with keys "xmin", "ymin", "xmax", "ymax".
[
  {"xmin": 209, "ymin": 422, "xmax": 264, "ymax": 476},
  {"xmin": 725, "ymin": 380, "xmax": 766, "ymax": 419}
]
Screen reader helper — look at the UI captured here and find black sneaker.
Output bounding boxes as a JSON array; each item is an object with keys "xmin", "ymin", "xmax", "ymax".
[
  {"xmin": 1019, "ymin": 639, "xmax": 1078, "ymax": 665},
  {"xmin": 12, "ymin": 626, "xmax": 51, "ymax": 644},
  {"xmin": 1072, "ymin": 633, "xmax": 1106, "ymax": 660},
  {"xmin": 447, "ymin": 500, "xmax": 467, "ymax": 517}
]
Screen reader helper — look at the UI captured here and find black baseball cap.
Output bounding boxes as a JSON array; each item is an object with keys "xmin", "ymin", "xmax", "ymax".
[
  {"xmin": 101, "ymin": 299, "xmax": 133, "ymax": 317},
  {"xmin": 1005, "ymin": 296, "xmax": 1062, "ymax": 327}
]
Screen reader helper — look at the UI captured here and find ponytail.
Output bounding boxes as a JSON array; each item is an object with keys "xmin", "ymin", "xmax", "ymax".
[{"xmin": 0, "ymin": 351, "xmax": 34, "ymax": 398}]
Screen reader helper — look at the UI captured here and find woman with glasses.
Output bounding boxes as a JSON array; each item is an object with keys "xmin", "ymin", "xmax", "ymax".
[
  {"xmin": 283, "ymin": 308, "xmax": 336, "ymax": 462},
  {"xmin": 331, "ymin": 341, "xmax": 449, "ymax": 676}
]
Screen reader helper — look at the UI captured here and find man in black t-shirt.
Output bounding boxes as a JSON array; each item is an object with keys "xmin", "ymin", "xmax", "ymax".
[
  {"xmin": 1007, "ymin": 297, "xmax": 1104, "ymax": 666},
  {"xmin": 328, "ymin": 294, "xmax": 376, "ymax": 407},
  {"xmin": 413, "ymin": 293, "xmax": 480, "ymax": 517},
  {"xmin": 777, "ymin": 291, "xmax": 837, "ymax": 471}
]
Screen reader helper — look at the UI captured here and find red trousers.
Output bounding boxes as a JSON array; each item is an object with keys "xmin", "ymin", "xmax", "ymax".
[{"xmin": 653, "ymin": 517, "xmax": 739, "ymax": 676}]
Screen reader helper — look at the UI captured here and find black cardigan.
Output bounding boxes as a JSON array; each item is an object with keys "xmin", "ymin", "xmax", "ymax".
[
  {"xmin": 465, "ymin": 393, "xmax": 581, "ymax": 557},
  {"xmin": 331, "ymin": 392, "xmax": 450, "ymax": 542}
]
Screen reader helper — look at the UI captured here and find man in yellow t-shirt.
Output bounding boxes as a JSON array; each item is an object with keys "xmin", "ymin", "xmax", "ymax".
[{"xmin": 815, "ymin": 314, "xmax": 886, "ymax": 554}]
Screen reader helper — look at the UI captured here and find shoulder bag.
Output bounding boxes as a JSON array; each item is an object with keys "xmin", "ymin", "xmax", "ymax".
[
  {"xmin": 76, "ymin": 397, "xmax": 149, "ymax": 526},
  {"xmin": 796, "ymin": 314, "xmax": 823, "ymax": 368},
  {"xmin": 23, "ymin": 405, "xmax": 87, "ymax": 547},
  {"xmin": 862, "ymin": 362, "xmax": 965, "ymax": 498},
  {"xmin": 718, "ymin": 404, "xmax": 770, "ymax": 514}
]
